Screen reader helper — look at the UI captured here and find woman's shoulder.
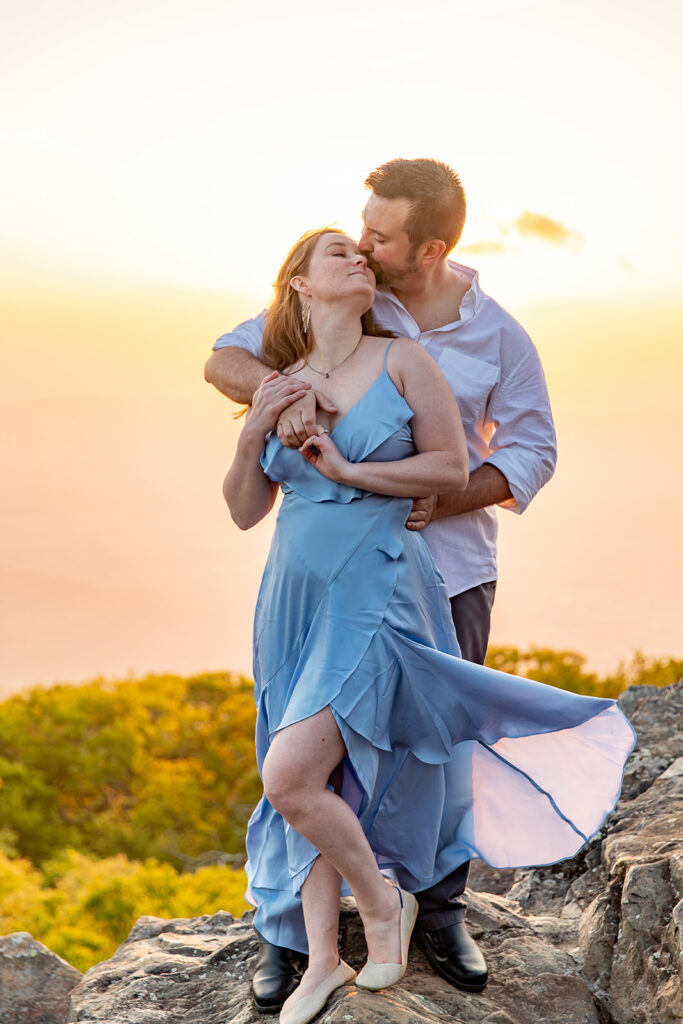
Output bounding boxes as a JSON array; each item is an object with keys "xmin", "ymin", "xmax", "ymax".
[
  {"xmin": 386, "ymin": 336, "xmax": 419, "ymax": 351},
  {"xmin": 357, "ymin": 334, "xmax": 414, "ymax": 367},
  {"xmin": 385, "ymin": 336, "xmax": 438, "ymax": 373},
  {"xmin": 384, "ymin": 336, "xmax": 454, "ymax": 402}
]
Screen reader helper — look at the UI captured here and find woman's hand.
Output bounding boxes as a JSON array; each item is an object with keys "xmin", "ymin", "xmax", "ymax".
[
  {"xmin": 247, "ymin": 372, "xmax": 312, "ymax": 437},
  {"xmin": 299, "ymin": 431, "xmax": 350, "ymax": 483},
  {"xmin": 276, "ymin": 389, "xmax": 339, "ymax": 448}
]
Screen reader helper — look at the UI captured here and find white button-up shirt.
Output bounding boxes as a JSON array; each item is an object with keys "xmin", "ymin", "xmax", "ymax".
[{"xmin": 213, "ymin": 260, "xmax": 557, "ymax": 597}]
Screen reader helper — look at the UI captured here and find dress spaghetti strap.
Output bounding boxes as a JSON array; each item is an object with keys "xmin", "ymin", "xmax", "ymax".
[{"xmin": 383, "ymin": 339, "xmax": 395, "ymax": 370}]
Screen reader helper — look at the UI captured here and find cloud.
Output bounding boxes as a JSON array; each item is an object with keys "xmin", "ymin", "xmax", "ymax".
[
  {"xmin": 458, "ymin": 240, "xmax": 508, "ymax": 256},
  {"xmin": 458, "ymin": 208, "xmax": 583, "ymax": 257},
  {"xmin": 514, "ymin": 210, "xmax": 583, "ymax": 247}
]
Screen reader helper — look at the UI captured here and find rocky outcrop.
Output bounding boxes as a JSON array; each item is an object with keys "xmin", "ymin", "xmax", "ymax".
[
  {"xmin": 66, "ymin": 897, "xmax": 604, "ymax": 1024},
  {"xmin": 470, "ymin": 678, "xmax": 683, "ymax": 1024},
  {"xmin": 0, "ymin": 932, "xmax": 82, "ymax": 1024},
  {"xmin": 23, "ymin": 681, "xmax": 683, "ymax": 1023},
  {"xmin": 580, "ymin": 762, "xmax": 682, "ymax": 1023},
  {"xmin": 65, "ymin": 912, "xmax": 255, "ymax": 1023}
]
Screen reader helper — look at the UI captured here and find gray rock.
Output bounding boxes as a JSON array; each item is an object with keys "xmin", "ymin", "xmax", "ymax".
[
  {"xmin": 0, "ymin": 932, "xmax": 82, "ymax": 1024},
  {"xmin": 598, "ymin": 758, "xmax": 683, "ymax": 1024},
  {"xmin": 68, "ymin": 897, "xmax": 602, "ymax": 1024},
  {"xmin": 617, "ymin": 679, "xmax": 683, "ymax": 801},
  {"xmin": 466, "ymin": 860, "xmax": 516, "ymax": 897},
  {"xmin": 577, "ymin": 880, "xmax": 621, "ymax": 996},
  {"xmin": 66, "ymin": 911, "xmax": 254, "ymax": 1023}
]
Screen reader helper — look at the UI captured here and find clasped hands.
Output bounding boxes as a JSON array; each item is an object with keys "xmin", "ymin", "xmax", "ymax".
[
  {"xmin": 249, "ymin": 371, "xmax": 338, "ymax": 445},
  {"xmin": 251, "ymin": 372, "xmax": 437, "ymax": 530}
]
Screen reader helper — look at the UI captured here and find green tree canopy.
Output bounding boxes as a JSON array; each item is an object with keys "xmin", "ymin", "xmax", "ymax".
[{"xmin": 0, "ymin": 672, "xmax": 260, "ymax": 867}]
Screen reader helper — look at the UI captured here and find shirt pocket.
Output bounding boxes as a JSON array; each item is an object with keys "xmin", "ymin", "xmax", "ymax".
[{"xmin": 433, "ymin": 346, "xmax": 499, "ymax": 427}]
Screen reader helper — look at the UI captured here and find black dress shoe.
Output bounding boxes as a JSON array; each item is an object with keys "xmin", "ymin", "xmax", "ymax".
[
  {"xmin": 252, "ymin": 941, "xmax": 306, "ymax": 1013},
  {"xmin": 414, "ymin": 920, "xmax": 488, "ymax": 992}
]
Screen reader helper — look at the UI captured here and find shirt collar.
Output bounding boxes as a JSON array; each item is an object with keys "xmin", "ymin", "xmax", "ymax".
[{"xmin": 377, "ymin": 259, "xmax": 484, "ymax": 332}]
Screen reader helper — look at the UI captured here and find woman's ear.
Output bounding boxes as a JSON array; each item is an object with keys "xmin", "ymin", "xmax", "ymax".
[{"xmin": 290, "ymin": 275, "xmax": 312, "ymax": 297}]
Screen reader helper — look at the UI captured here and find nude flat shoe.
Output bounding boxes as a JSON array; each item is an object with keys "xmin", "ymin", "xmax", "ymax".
[
  {"xmin": 279, "ymin": 959, "xmax": 356, "ymax": 1024},
  {"xmin": 356, "ymin": 886, "xmax": 418, "ymax": 991}
]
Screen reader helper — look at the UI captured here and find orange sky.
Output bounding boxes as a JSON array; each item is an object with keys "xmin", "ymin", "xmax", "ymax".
[
  {"xmin": 1, "ymin": 285, "xmax": 681, "ymax": 696},
  {"xmin": 2, "ymin": 0, "xmax": 682, "ymax": 694}
]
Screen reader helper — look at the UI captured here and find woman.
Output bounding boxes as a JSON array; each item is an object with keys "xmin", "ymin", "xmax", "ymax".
[{"xmin": 223, "ymin": 228, "xmax": 635, "ymax": 1024}]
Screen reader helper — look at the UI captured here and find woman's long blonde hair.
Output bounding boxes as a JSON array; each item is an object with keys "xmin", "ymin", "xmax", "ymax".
[{"xmin": 262, "ymin": 227, "xmax": 393, "ymax": 373}]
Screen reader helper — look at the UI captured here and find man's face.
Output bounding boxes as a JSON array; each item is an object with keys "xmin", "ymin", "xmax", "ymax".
[{"xmin": 358, "ymin": 194, "xmax": 418, "ymax": 287}]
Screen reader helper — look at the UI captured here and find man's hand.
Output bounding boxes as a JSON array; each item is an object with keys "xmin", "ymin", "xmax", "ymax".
[
  {"xmin": 405, "ymin": 495, "xmax": 438, "ymax": 531},
  {"xmin": 405, "ymin": 467, "xmax": 514, "ymax": 525},
  {"xmin": 276, "ymin": 388, "xmax": 339, "ymax": 448}
]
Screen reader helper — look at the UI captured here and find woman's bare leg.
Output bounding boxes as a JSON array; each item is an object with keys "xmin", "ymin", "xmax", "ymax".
[
  {"xmin": 262, "ymin": 708, "xmax": 402, "ymax": 972},
  {"xmin": 281, "ymin": 855, "xmax": 342, "ymax": 1011}
]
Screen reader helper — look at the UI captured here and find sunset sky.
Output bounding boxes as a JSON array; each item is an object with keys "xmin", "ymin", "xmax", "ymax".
[{"xmin": 2, "ymin": 0, "xmax": 682, "ymax": 695}]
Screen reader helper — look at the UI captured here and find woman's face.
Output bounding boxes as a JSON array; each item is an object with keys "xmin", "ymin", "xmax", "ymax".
[{"xmin": 301, "ymin": 233, "xmax": 376, "ymax": 310}]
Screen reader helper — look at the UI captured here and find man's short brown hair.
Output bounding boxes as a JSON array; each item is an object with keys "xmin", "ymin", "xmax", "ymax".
[{"xmin": 364, "ymin": 158, "xmax": 466, "ymax": 255}]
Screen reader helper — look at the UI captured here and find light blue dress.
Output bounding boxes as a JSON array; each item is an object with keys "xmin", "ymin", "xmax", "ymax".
[{"xmin": 244, "ymin": 343, "xmax": 635, "ymax": 953}]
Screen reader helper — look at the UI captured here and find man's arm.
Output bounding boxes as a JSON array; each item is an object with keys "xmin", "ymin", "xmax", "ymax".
[
  {"xmin": 406, "ymin": 465, "xmax": 510, "ymax": 529},
  {"xmin": 204, "ymin": 313, "xmax": 337, "ymax": 440},
  {"xmin": 407, "ymin": 342, "xmax": 556, "ymax": 530},
  {"xmin": 204, "ymin": 346, "xmax": 270, "ymax": 404},
  {"xmin": 436, "ymin": 463, "xmax": 511, "ymax": 516},
  {"xmin": 205, "ymin": 311, "xmax": 270, "ymax": 404},
  {"xmin": 483, "ymin": 347, "xmax": 557, "ymax": 513}
]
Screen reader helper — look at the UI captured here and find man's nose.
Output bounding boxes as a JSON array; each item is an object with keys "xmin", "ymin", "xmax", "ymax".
[{"xmin": 358, "ymin": 228, "xmax": 372, "ymax": 252}]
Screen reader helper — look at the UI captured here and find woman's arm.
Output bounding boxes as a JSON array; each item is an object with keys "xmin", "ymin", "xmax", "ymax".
[
  {"xmin": 223, "ymin": 372, "xmax": 310, "ymax": 529},
  {"xmin": 300, "ymin": 340, "xmax": 469, "ymax": 497}
]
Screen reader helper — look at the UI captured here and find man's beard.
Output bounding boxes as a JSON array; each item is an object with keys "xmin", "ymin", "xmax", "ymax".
[{"xmin": 366, "ymin": 252, "xmax": 419, "ymax": 288}]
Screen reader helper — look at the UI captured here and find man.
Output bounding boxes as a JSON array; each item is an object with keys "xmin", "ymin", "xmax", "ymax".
[{"xmin": 205, "ymin": 158, "xmax": 557, "ymax": 1011}]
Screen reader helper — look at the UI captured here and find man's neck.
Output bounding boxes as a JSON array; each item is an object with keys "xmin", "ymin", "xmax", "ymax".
[{"xmin": 390, "ymin": 260, "xmax": 472, "ymax": 334}]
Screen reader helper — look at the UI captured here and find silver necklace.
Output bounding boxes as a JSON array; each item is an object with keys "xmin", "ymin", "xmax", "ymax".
[{"xmin": 305, "ymin": 332, "xmax": 363, "ymax": 380}]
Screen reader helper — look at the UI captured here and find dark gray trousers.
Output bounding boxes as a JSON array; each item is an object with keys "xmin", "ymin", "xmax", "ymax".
[{"xmin": 415, "ymin": 579, "xmax": 497, "ymax": 929}]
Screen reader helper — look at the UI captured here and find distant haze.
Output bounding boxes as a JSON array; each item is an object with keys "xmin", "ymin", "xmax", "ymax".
[{"xmin": 1, "ymin": 287, "xmax": 680, "ymax": 696}]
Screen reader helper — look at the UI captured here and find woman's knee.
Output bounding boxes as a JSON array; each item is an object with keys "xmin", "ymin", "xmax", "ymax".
[
  {"xmin": 262, "ymin": 764, "xmax": 289, "ymax": 815},
  {"xmin": 262, "ymin": 752, "xmax": 306, "ymax": 817},
  {"xmin": 261, "ymin": 710, "xmax": 345, "ymax": 817}
]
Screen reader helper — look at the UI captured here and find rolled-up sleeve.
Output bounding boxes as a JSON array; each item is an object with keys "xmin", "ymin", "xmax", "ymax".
[
  {"xmin": 213, "ymin": 310, "xmax": 266, "ymax": 357},
  {"xmin": 485, "ymin": 348, "xmax": 557, "ymax": 514}
]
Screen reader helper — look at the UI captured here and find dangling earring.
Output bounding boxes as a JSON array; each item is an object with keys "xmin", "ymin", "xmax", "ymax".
[{"xmin": 301, "ymin": 303, "xmax": 311, "ymax": 334}]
